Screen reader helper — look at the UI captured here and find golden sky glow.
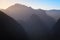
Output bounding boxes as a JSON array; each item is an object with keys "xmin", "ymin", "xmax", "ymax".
[
  {"xmin": 0, "ymin": 0, "xmax": 60, "ymax": 10},
  {"xmin": 0, "ymin": 0, "xmax": 15, "ymax": 9}
]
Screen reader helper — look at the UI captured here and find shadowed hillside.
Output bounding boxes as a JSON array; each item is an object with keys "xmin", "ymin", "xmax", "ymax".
[
  {"xmin": 48, "ymin": 19, "xmax": 60, "ymax": 40},
  {"xmin": 0, "ymin": 11, "xmax": 28, "ymax": 40},
  {"xmin": 52, "ymin": 19, "xmax": 60, "ymax": 40}
]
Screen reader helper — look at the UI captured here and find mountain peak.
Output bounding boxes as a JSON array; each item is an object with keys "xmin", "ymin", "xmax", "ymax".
[
  {"xmin": 6, "ymin": 3, "xmax": 33, "ymax": 11},
  {"xmin": 14, "ymin": 3, "xmax": 27, "ymax": 7},
  {"xmin": 10, "ymin": 3, "xmax": 29, "ymax": 8}
]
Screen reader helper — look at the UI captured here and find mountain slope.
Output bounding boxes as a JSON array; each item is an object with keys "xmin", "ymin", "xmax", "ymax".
[
  {"xmin": 0, "ymin": 11, "xmax": 28, "ymax": 40},
  {"xmin": 36, "ymin": 9, "xmax": 56, "ymax": 29}
]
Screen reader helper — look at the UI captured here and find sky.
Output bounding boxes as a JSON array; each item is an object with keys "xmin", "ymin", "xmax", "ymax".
[{"xmin": 0, "ymin": 0, "xmax": 60, "ymax": 10}]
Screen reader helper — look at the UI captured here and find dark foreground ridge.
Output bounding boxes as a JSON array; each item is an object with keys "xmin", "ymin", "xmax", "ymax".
[
  {"xmin": 52, "ymin": 19, "xmax": 60, "ymax": 40},
  {"xmin": 0, "ymin": 11, "xmax": 28, "ymax": 40},
  {"xmin": 48, "ymin": 19, "xmax": 60, "ymax": 40}
]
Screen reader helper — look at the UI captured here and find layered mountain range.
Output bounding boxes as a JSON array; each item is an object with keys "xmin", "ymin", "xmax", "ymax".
[{"xmin": 1, "ymin": 3, "xmax": 60, "ymax": 40}]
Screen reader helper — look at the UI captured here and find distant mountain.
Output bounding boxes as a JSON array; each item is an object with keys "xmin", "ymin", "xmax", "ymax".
[
  {"xmin": 0, "ymin": 11, "xmax": 28, "ymax": 40},
  {"xmin": 46, "ymin": 10, "xmax": 60, "ymax": 21},
  {"xmin": 4, "ymin": 3, "xmax": 34, "ymax": 21},
  {"xmin": 4, "ymin": 3, "xmax": 56, "ymax": 28},
  {"xmin": 2, "ymin": 3, "xmax": 56, "ymax": 40}
]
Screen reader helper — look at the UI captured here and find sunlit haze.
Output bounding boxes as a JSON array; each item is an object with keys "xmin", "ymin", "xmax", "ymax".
[{"xmin": 0, "ymin": 0, "xmax": 60, "ymax": 10}]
